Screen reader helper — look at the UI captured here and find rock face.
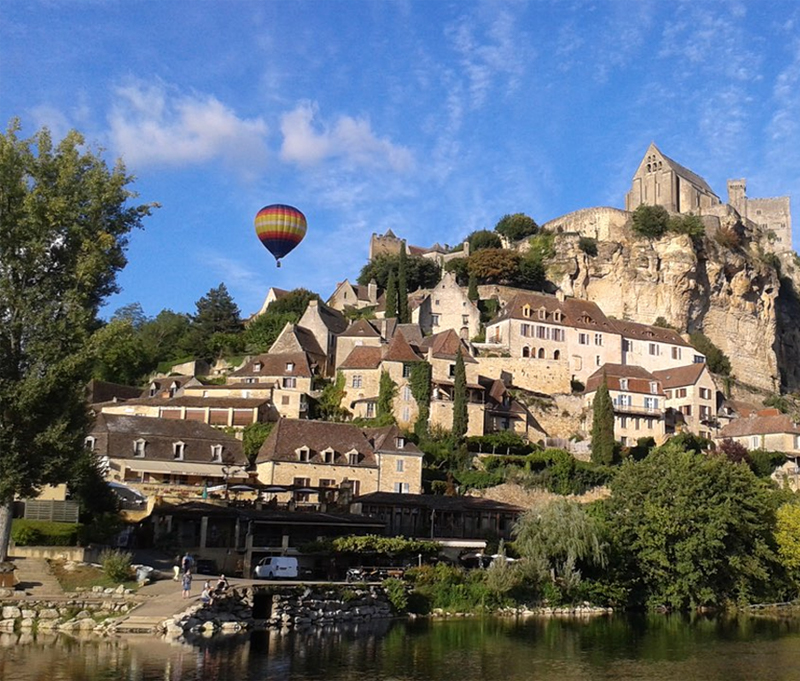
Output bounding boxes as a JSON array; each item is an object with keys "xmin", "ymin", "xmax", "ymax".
[{"xmin": 539, "ymin": 207, "xmax": 785, "ymax": 392}]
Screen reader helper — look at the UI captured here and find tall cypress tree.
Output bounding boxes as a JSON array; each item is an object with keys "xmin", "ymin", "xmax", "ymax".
[
  {"xmin": 385, "ymin": 270, "xmax": 398, "ymax": 319},
  {"xmin": 590, "ymin": 374, "xmax": 616, "ymax": 465},
  {"xmin": 398, "ymin": 244, "xmax": 409, "ymax": 323},
  {"xmin": 452, "ymin": 347, "xmax": 468, "ymax": 441},
  {"xmin": 467, "ymin": 272, "xmax": 479, "ymax": 302}
]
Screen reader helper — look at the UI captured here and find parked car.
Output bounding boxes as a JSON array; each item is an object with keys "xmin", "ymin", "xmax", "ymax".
[
  {"xmin": 253, "ymin": 556, "xmax": 298, "ymax": 579},
  {"xmin": 195, "ymin": 559, "xmax": 218, "ymax": 575}
]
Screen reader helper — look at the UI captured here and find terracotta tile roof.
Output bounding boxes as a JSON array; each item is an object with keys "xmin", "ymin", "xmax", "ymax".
[
  {"xmin": 90, "ymin": 413, "xmax": 245, "ymax": 464},
  {"xmin": 256, "ymin": 418, "xmax": 377, "ymax": 466},
  {"xmin": 340, "ymin": 318, "xmax": 381, "ymax": 338},
  {"xmin": 231, "ymin": 352, "xmax": 314, "ymax": 378},
  {"xmin": 719, "ymin": 412, "xmax": 800, "ymax": 438},
  {"xmin": 492, "ymin": 292, "xmax": 617, "ymax": 333},
  {"xmin": 86, "ymin": 379, "xmax": 141, "ymax": 404},
  {"xmin": 395, "ymin": 324, "xmax": 424, "ymax": 346},
  {"xmin": 584, "ymin": 364, "xmax": 663, "ymax": 395},
  {"xmin": 721, "ymin": 400, "xmax": 760, "ymax": 417},
  {"xmin": 651, "ymin": 363, "xmax": 707, "ymax": 389},
  {"xmin": 610, "ymin": 319, "xmax": 693, "ymax": 348},
  {"xmin": 339, "ymin": 346, "xmax": 384, "ymax": 370},
  {"xmin": 420, "ymin": 329, "xmax": 477, "ymax": 362},
  {"xmin": 382, "ymin": 333, "xmax": 424, "ymax": 363},
  {"xmin": 99, "ymin": 395, "xmax": 270, "ymax": 409},
  {"xmin": 142, "ymin": 375, "xmax": 196, "ymax": 398}
]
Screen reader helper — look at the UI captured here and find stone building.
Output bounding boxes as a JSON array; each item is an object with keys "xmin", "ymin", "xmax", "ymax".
[
  {"xmin": 611, "ymin": 319, "xmax": 704, "ymax": 374},
  {"xmin": 327, "ymin": 278, "xmax": 379, "ymax": 312},
  {"xmin": 652, "ymin": 363, "xmax": 718, "ymax": 439},
  {"xmin": 411, "ymin": 271, "xmax": 481, "ymax": 339},
  {"xmin": 727, "ymin": 179, "xmax": 792, "ymax": 254},
  {"xmin": 625, "ymin": 142, "xmax": 721, "ymax": 215}
]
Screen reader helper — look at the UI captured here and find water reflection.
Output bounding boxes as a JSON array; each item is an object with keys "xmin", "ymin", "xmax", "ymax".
[{"xmin": 2, "ymin": 615, "xmax": 800, "ymax": 681}]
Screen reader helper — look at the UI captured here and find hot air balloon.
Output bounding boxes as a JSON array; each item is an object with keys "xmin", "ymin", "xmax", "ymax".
[{"xmin": 254, "ymin": 204, "xmax": 307, "ymax": 267}]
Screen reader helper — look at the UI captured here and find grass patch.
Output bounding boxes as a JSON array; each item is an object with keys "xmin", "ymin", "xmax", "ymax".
[{"xmin": 47, "ymin": 559, "xmax": 138, "ymax": 592}]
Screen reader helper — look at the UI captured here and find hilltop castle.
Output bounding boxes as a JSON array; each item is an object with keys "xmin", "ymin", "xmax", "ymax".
[{"xmin": 626, "ymin": 142, "xmax": 792, "ymax": 253}]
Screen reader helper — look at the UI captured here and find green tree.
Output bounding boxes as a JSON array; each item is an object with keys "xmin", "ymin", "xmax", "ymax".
[
  {"xmin": 467, "ymin": 229, "xmax": 503, "ymax": 252},
  {"xmin": 0, "ymin": 121, "xmax": 153, "ymax": 560},
  {"xmin": 467, "ymin": 248, "xmax": 521, "ymax": 284},
  {"xmin": 514, "ymin": 254, "xmax": 546, "ymax": 290},
  {"xmin": 513, "ymin": 498, "xmax": 605, "ymax": 591},
  {"xmin": 467, "ymin": 272, "xmax": 479, "ymax": 301},
  {"xmin": 90, "ymin": 318, "xmax": 149, "ymax": 386},
  {"xmin": 605, "ymin": 446, "xmax": 782, "ymax": 609},
  {"xmin": 243, "ymin": 288, "xmax": 320, "ymax": 353},
  {"xmin": 384, "ymin": 270, "xmax": 398, "ymax": 319},
  {"xmin": 668, "ymin": 213, "xmax": 705, "ymax": 239},
  {"xmin": 443, "ymin": 257, "xmax": 469, "ymax": 285},
  {"xmin": 590, "ymin": 375, "xmax": 616, "ymax": 465},
  {"xmin": 377, "ymin": 370, "xmax": 397, "ymax": 422},
  {"xmin": 494, "ymin": 213, "xmax": 538, "ymax": 242},
  {"xmin": 452, "ymin": 348, "xmax": 468, "ymax": 441},
  {"xmin": 242, "ymin": 422, "xmax": 274, "ymax": 465},
  {"xmin": 357, "ymin": 253, "xmax": 440, "ymax": 291},
  {"xmin": 316, "ymin": 372, "xmax": 351, "ymax": 422},
  {"xmin": 184, "ymin": 283, "xmax": 242, "ymax": 359},
  {"xmin": 631, "ymin": 204, "xmax": 670, "ymax": 239},
  {"xmin": 409, "ymin": 361, "xmax": 432, "ymax": 438},
  {"xmin": 689, "ymin": 332, "xmax": 732, "ymax": 376},
  {"xmin": 398, "ymin": 245, "xmax": 410, "ymax": 323},
  {"xmin": 775, "ymin": 502, "xmax": 800, "ymax": 575},
  {"xmin": 139, "ymin": 309, "xmax": 192, "ymax": 366},
  {"xmin": 266, "ymin": 288, "xmax": 319, "ymax": 317}
]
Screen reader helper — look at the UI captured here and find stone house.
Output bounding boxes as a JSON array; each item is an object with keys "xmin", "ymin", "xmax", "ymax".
[
  {"xmin": 652, "ymin": 363, "xmax": 718, "ymax": 439},
  {"xmin": 296, "ymin": 299, "xmax": 348, "ymax": 376},
  {"xmin": 584, "ymin": 364, "xmax": 666, "ymax": 446},
  {"xmin": 255, "ymin": 419, "xmax": 424, "ymax": 499},
  {"xmin": 484, "ymin": 291, "xmax": 623, "ymax": 385},
  {"xmin": 411, "ymin": 271, "xmax": 481, "ymax": 339},
  {"xmin": 479, "ymin": 376, "xmax": 544, "ymax": 441},
  {"xmin": 326, "ymin": 278, "xmax": 379, "ymax": 312},
  {"xmin": 717, "ymin": 409, "xmax": 800, "ymax": 452},
  {"xmin": 87, "ymin": 413, "xmax": 249, "ymax": 493},
  {"xmin": 142, "ymin": 375, "xmax": 202, "ymax": 399},
  {"xmin": 612, "ymin": 319, "xmax": 704, "ymax": 373},
  {"xmin": 334, "ymin": 318, "xmax": 384, "ymax": 370},
  {"xmin": 338, "ymin": 345, "xmax": 384, "ymax": 420}
]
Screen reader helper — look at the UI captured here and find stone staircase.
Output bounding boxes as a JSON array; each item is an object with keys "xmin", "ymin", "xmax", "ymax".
[{"xmin": 10, "ymin": 557, "xmax": 64, "ymax": 597}]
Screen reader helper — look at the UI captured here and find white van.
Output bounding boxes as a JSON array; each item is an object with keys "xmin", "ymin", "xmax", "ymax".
[{"xmin": 253, "ymin": 556, "xmax": 299, "ymax": 579}]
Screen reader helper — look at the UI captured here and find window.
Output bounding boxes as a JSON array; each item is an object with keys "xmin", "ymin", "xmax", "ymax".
[
  {"xmin": 403, "ymin": 386, "xmax": 412, "ymax": 401},
  {"xmin": 298, "ymin": 447, "xmax": 310, "ymax": 462},
  {"xmin": 431, "ymin": 314, "xmax": 440, "ymax": 327},
  {"xmin": 619, "ymin": 379, "xmax": 629, "ymax": 390},
  {"xmin": 366, "ymin": 402, "xmax": 375, "ymax": 418},
  {"xmin": 522, "ymin": 305, "xmax": 531, "ymax": 318},
  {"xmin": 538, "ymin": 308, "xmax": 547, "ymax": 320},
  {"xmin": 619, "ymin": 416, "xmax": 628, "ymax": 428},
  {"xmin": 594, "ymin": 333, "xmax": 603, "ymax": 346},
  {"xmin": 323, "ymin": 448, "xmax": 335, "ymax": 463},
  {"xmin": 395, "ymin": 437, "xmax": 406, "ymax": 449},
  {"xmin": 283, "ymin": 377, "xmax": 297, "ymax": 389},
  {"xmin": 595, "ymin": 355, "xmax": 601, "ymax": 366},
  {"xmin": 677, "ymin": 388, "xmax": 687, "ymax": 398},
  {"xmin": 319, "ymin": 479, "xmax": 336, "ymax": 488},
  {"xmin": 618, "ymin": 394, "xmax": 632, "ymax": 407},
  {"xmin": 680, "ymin": 405, "xmax": 692, "ymax": 416},
  {"xmin": 700, "ymin": 405, "xmax": 711, "ymax": 419},
  {"xmin": 623, "ymin": 339, "xmax": 633, "ymax": 352},
  {"xmin": 649, "ymin": 382, "xmax": 658, "ymax": 394},
  {"xmin": 348, "ymin": 451, "xmax": 359, "ymax": 465},
  {"xmin": 553, "ymin": 328, "xmax": 565, "ymax": 342},
  {"xmin": 394, "ymin": 482, "xmax": 410, "ymax": 493},
  {"xmin": 522, "ymin": 346, "xmax": 530, "ymax": 358},
  {"xmin": 449, "ymin": 364, "xmax": 456, "ymax": 377},
  {"xmin": 699, "ymin": 387, "xmax": 711, "ymax": 400},
  {"xmin": 253, "ymin": 361, "xmax": 262, "ymax": 373},
  {"xmin": 286, "ymin": 362, "xmax": 294, "ymax": 372},
  {"xmin": 244, "ymin": 377, "xmax": 257, "ymax": 384},
  {"xmin": 281, "ymin": 395, "xmax": 290, "ymax": 405},
  {"xmin": 578, "ymin": 333, "xmax": 589, "ymax": 345},
  {"xmin": 402, "ymin": 406, "xmax": 410, "ymax": 422},
  {"xmin": 537, "ymin": 326, "xmax": 547, "ymax": 340},
  {"xmin": 173, "ymin": 442, "xmax": 185, "ymax": 460},
  {"xmin": 211, "ymin": 445, "xmax": 223, "ymax": 462},
  {"xmin": 396, "ymin": 458, "xmax": 405, "ymax": 472},
  {"xmin": 644, "ymin": 397, "xmax": 658, "ymax": 412},
  {"xmin": 665, "ymin": 389, "xmax": 673, "ymax": 399},
  {"xmin": 671, "ymin": 347, "xmax": 681, "ymax": 360},
  {"xmin": 402, "ymin": 364, "xmax": 412, "ymax": 378},
  {"xmin": 462, "ymin": 315, "xmax": 469, "ymax": 326},
  {"xmin": 293, "ymin": 477, "xmax": 311, "ymax": 502},
  {"xmin": 434, "ymin": 298, "xmax": 440, "ymax": 306},
  {"xmin": 553, "ymin": 350, "xmax": 560, "ymax": 360},
  {"xmin": 84, "ymin": 436, "xmax": 96, "ymax": 451},
  {"xmin": 520, "ymin": 323, "xmax": 531, "ymax": 337},
  {"xmin": 750, "ymin": 436, "xmax": 759, "ymax": 449},
  {"xmin": 694, "ymin": 354, "xmax": 704, "ymax": 364},
  {"xmin": 352, "ymin": 375, "xmax": 363, "ymax": 388},
  {"xmin": 133, "ymin": 439, "xmax": 146, "ymax": 458},
  {"xmin": 649, "ymin": 343, "xmax": 659, "ymax": 356},
  {"xmin": 149, "ymin": 385, "xmax": 157, "ymax": 397}
]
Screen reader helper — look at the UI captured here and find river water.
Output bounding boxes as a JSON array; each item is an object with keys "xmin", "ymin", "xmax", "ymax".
[{"xmin": 3, "ymin": 614, "xmax": 800, "ymax": 680}]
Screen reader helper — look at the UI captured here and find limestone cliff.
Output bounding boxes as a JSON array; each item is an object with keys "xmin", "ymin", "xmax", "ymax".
[{"xmin": 535, "ymin": 207, "xmax": 786, "ymax": 392}]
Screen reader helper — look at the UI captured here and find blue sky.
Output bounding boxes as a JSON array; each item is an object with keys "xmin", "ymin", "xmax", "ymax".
[{"xmin": 2, "ymin": 1, "xmax": 800, "ymax": 319}]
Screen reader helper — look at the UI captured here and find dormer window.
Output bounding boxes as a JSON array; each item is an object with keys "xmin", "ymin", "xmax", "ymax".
[
  {"xmin": 297, "ymin": 447, "xmax": 311, "ymax": 462},
  {"xmin": 322, "ymin": 447, "xmax": 335, "ymax": 464},
  {"xmin": 133, "ymin": 439, "xmax": 146, "ymax": 458},
  {"xmin": 84, "ymin": 436, "xmax": 96, "ymax": 451},
  {"xmin": 650, "ymin": 382, "xmax": 658, "ymax": 394},
  {"xmin": 286, "ymin": 362, "xmax": 294, "ymax": 372},
  {"xmin": 553, "ymin": 310, "xmax": 563, "ymax": 322},
  {"xmin": 173, "ymin": 441, "xmax": 186, "ymax": 460},
  {"xmin": 395, "ymin": 436, "xmax": 406, "ymax": 449},
  {"xmin": 253, "ymin": 361, "xmax": 263, "ymax": 373},
  {"xmin": 619, "ymin": 379, "xmax": 629, "ymax": 390},
  {"xmin": 169, "ymin": 382, "xmax": 179, "ymax": 397},
  {"xmin": 211, "ymin": 444, "xmax": 223, "ymax": 463},
  {"xmin": 347, "ymin": 450, "xmax": 360, "ymax": 465},
  {"xmin": 149, "ymin": 384, "xmax": 157, "ymax": 397},
  {"xmin": 522, "ymin": 304, "xmax": 531, "ymax": 318},
  {"xmin": 538, "ymin": 307, "xmax": 546, "ymax": 320}
]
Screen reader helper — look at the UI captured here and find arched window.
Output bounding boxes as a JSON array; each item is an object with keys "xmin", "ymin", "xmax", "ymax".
[
  {"xmin": 537, "ymin": 348, "xmax": 545, "ymax": 359},
  {"xmin": 553, "ymin": 350, "xmax": 560, "ymax": 360},
  {"xmin": 522, "ymin": 346, "xmax": 530, "ymax": 358}
]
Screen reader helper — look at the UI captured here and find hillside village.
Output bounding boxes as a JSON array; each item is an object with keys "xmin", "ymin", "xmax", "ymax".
[{"xmin": 39, "ymin": 143, "xmax": 800, "ymax": 579}]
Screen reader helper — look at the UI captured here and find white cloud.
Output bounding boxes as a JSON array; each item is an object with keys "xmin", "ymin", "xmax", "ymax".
[
  {"xmin": 279, "ymin": 102, "xmax": 413, "ymax": 172},
  {"xmin": 199, "ymin": 253, "xmax": 267, "ymax": 301},
  {"xmin": 108, "ymin": 82, "xmax": 269, "ymax": 171}
]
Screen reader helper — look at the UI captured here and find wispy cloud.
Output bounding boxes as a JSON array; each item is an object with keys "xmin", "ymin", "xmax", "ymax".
[
  {"xmin": 279, "ymin": 102, "xmax": 414, "ymax": 172},
  {"xmin": 199, "ymin": 252, "xmax": 268, "ymax": 302},
  {"xmin": 108, "ymin": 81, "xmax": 269, "ymax": 171}
]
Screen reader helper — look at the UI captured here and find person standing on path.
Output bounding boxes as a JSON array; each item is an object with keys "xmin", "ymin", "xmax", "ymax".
[
  {"xmin": 181, "ymin": 570, "xmax": 192, "ymax": 598},
  {"xmin": 173, "ymin": 556, "xmax": 181, "ymax": 581},
  {"xmin": 181, "ymin": 552, "xmax": 193, "ymax": 573}
]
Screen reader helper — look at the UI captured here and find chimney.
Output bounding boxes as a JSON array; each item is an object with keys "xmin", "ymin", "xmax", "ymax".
[
  {"xmin": 555, "ymin": 289, "xmax": 565, "ymax": 302},
  {"xmin": 368, "ymin": 279, "xmax": 378, "ymax": 303}
]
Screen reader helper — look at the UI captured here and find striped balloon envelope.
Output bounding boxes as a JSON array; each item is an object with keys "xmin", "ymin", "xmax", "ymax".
[{"xmin": 254, "ymin": 204, "xmax": 307, "ymax": 267}]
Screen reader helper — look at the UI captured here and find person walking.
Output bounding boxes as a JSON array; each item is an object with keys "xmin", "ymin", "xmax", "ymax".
[
  {"xmin": 181, "ymin": 552, "xmax": 194, "ymax": 573},
  {"xmin": 181, "ymin": 570, "xmax": 192, "ymax": 598},
  {"xmin": 172, "ymin": 555, "xmax": 181, "ymax": 581}
]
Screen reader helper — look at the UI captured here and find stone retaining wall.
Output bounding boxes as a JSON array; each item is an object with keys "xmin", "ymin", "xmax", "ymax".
[{"xmin": 159, "ymin": 585, "xmax": 395, "ymax": 639}]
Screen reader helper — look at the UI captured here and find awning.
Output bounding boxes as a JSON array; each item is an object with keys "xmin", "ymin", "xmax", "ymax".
[{"xmin": 120, "ymin": 460, "xmax": 249, "ymax": 479}]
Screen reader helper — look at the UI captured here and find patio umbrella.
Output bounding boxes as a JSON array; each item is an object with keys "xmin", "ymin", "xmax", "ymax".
[
  {"xmin": 262, "ymin": 485, "xmax": 287, "ymax": 492},
  {"xmin": 229, "ymin": 485, "xmax": 255, "ymax": 492}
]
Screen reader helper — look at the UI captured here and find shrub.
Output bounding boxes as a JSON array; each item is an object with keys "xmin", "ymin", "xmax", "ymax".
[
  {"xmin": 382, "ymin": 577, "xmax": 408, "ymax": 612},
  {"xmin": 467, "ymin": 230, "xmax": 503, "ymax": 252},
  {"xmin": 494, "ymin": 213, "xmax": 539, "ymax": 242},
  {"xmin": 715, "ymin": 226, "xmax": 741, "ymax": 249},
  {"xmin": 668, "ymin": 214, "xmax": 705, "ymax": 239},
  {"xmin": 578, "ymin": 236, "xmax": 598, "ymax": 256},
  {"xmin": 689, "ymin": 332, "xmax": 731, "ymax": 376},
  {"xmin": 748, "ymin": 449, "xmax": 786, "ymax": 478},
  {"xmin": 100, "ymin": 549, "xmax": 133, "ymax": 583},
  {"xmin": 11, "ymin": 519, "xmax": 81, "ymax": 546},
  {"xmin": 631, "ymin": 205, "xmax": 669, "ymax": 238}
]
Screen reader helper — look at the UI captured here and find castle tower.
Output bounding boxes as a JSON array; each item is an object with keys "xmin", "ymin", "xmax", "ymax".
[{"xmin": 727, "ymin": 179, "xmax": 747, "ymax": 216}]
